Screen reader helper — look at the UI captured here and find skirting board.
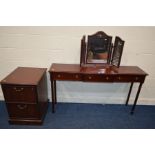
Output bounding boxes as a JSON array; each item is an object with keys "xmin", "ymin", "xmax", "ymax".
[
  {"xmin": 0, "ymin": 96, "xmax": 154, "ymax": 105},
  {"xmin": 56, "ymin": 96, "xmax": 155, "ymax": 105}
]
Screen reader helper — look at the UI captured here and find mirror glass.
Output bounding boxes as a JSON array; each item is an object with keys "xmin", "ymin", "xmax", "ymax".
[
  {"xmin": 86, "ymin": 32, "xmax": 112, "ymax": 64},
  {"xmin": 80, "ymin": 32, "xmax": 124, "ymax": 67},
  {"xmin": 111, "ymin": 36, "xmax": 125, "ymax": 67}
]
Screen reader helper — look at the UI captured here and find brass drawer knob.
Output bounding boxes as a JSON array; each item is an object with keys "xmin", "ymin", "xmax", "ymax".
[
  {"xmin": 57, "ymin": 74, "xmax": 61, "ymax": 78},
  {"xmin": 75, "ymin": 75, "xmax": 79, "ymax": 78},
  {"xmin": 88, "ymin": 76, "xmax": 92, "ymax": 79},
  {"xmin": 118, "ymin": 76, "xmax": 121, "ymax": 80},
  {"xmin": 106, "ymin": 76, "xmax": 109, "ymax": 80},
  {"xmin": 135, "ymin": 77, "xmax": 139, "ymax": 80},
  {"xmin": 14, "ymin": 87, "xmax": 24, "ymax": 92}
]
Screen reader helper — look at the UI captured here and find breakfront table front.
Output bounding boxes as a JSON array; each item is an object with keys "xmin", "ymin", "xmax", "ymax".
[{"xmin": 49, "ymin": 63, "xmax": 148, "ymax": 114}]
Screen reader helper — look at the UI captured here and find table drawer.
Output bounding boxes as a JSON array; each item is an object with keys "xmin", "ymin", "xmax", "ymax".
[
  {"xmin": 52, "ymin": 73, "xmax": 82, "ymax": 81},
  {"xmin": 2, "ymin": 85, "xmax": 36, "ymax": 102},
  {"xmin": 114, "ymin": 75, "xmax": 143, "ymax": 82},
  {"xmin": 84, "ymin": 74, "xmax": 113, "ymax": 82},
  {"xmin": 6, "ymin": 102, "xmax": 40, "ymax": 119}
]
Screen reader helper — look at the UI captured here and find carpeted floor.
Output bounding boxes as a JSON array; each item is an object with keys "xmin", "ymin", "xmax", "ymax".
[{"xmin": 0, "ymin": 101, "xmax": 155, "ymax": 129}]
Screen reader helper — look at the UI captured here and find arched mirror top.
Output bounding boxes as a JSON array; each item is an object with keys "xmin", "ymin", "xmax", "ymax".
[
  {"xmin": 86, "ymin": 31, "xmax": 112, "ymax": 64},
  {"xmin": 80, "ymin": 31, "xmax": 125, "ymax": 68}
]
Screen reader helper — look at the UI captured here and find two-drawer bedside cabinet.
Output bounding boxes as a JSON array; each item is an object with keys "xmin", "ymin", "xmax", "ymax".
[{"xmin": 0, "ymin": 67, "xmax": 48, "ymax": 125}]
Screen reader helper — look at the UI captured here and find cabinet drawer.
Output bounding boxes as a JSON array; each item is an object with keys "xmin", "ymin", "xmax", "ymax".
[
  {"xmin": 52, "ymin": 73, "xmax": 81, "ymax": 81},
  {"xmin": 2, "ymin": 85, "xmax": 36, "ymax": 102},
  {"xmin": 6, "ymin": 103, "xmax": 40, "ymax": 119},
  {"xmin": 114, "ymin": 75, "xmax": 143, "ymax": 82},
  {"xmin": 84, "ymin": 74, "xmax": 113, "ymax": 82}
]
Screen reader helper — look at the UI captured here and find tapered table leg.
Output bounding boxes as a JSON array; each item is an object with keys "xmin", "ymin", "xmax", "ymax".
[
  {"xmin": 54, "ymin": 80, "xmax": 57, "ymax": 104},
  {"xmin": 130, "ymin": 82, "xmax": 143, "ymax": 114},
  {"xmin": 51, "ymin": 80, "xmax": 56, "ymax": 113},
  {"xmin": 126, "ymin": 82, "xmax": 133, "ymax": 106}
]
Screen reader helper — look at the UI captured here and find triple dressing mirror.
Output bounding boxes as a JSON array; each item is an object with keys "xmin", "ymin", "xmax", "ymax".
[{"xmin": 80, "ymin": 31, "xmax": 125, "ymax": 68}]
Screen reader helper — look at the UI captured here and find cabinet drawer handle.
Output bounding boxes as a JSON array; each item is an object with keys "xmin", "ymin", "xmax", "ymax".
[
  {"xmin": 135, "ymin": 77, "xmax": 139, "ymax": 80},
  {"xmin": 88, "ymin": 76, "xmax": 92, "ymax": 79},
  {"xmin": 17, "ymin": 104, "xmax": 27, "ymax": 110},
  {"xmin": 118, "ymin": 76, "xmax": 121, "ymax": 80},
  {"xmin": 57, "ymin": 75, "xmax": 61, "ymax": 78},
  {"xmin": 75, "ymin": 75, "xmax": 79, "ymax": 78},
  {"xmin": 14, "ymin": 87, "xmax": 24, "ymax": 92},
  {"xmin": 106, "ymin": 76, "xmax": 109, "ymax": 80}
]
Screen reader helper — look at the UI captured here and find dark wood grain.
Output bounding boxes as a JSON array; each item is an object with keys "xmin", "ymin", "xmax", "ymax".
[
  {"xmin": 0, "ymin": 67, "xmax": 46, "ymax": 85},
  {"xmin": 49, "ymin": 64, "xmax": 148, "ymax": 76},
  {"xmin": 49, "ymin": 63, "xmax": 148, "ymax": 113},
  {"xmin": 1, "ymin": 85, "xmax": 37, "ymax": 103},
  {"xmin": 1, "ymin": 67, "xmax": 48, "ymax": 125}
]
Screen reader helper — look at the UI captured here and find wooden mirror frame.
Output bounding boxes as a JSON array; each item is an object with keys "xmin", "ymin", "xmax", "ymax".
[
  {"xmin": 80, "ymin": 31, "xmax": 113, "ymax": 67},
  {"xmin": 111, "ymin": 36, "xmax": 125, "ymax": 68},
  {"xmin": 80, "ymin": 35, "xmax": 86, "ymax": 66}
]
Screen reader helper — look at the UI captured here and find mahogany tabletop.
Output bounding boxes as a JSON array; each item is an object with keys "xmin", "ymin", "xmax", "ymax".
[
  {"xmin": 1, "ymin": 67, "xmax": 47, "ymax": 85},
  {"xmin": 49, "ymin": 63, "xmax": 148, "ymax": 76}
]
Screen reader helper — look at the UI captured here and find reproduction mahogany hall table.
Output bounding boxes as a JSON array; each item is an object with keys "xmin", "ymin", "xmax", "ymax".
[{"xmin": 49, "ymin": 63, "xmax": 148, "ymax": 114}]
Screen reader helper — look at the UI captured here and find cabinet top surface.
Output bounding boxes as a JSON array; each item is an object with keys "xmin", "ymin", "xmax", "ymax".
[
  {"xmin": 49, "ymin": 63, "xmax": 148, "ymax": 76},
  {"xmin": 1, "ymin": 67, "xmax": 47, "ymax": 85}
]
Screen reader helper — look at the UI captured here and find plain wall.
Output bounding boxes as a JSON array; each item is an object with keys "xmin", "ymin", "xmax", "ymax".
[{"xmin": 0, "ymin": 26, "xmax": 154, "ymax": 105}]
